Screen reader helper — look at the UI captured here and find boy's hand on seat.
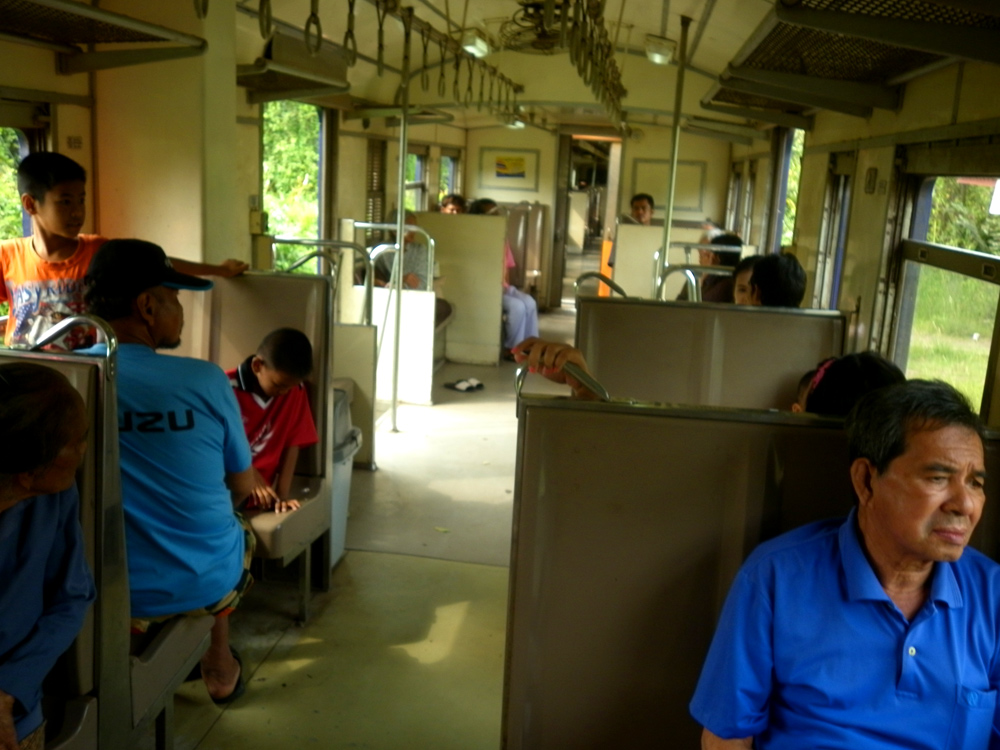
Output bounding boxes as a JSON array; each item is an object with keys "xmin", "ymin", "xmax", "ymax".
[
  {"xmin": 511, "ymin": 338, "xmax": 598, "ymax": 400},
  {"xmin": 274, "ymin": 499, "xmax": 301, "ymax": 514},
  {"xmin": 247, "ymin": 467, "xmax": 280, "ymax": 510},
  {"xmin": 216, "ymin": 259, "xmax": 249, "ymax": 277}
]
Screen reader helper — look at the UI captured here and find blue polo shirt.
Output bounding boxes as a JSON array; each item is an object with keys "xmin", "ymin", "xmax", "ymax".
[
  {"xmin": 690, "ymin": 510, "xmax": 1000, "ymax": 749},
  {"xmin": 84, "ymin": 344, "xmax": 252, "ymax": 617}
]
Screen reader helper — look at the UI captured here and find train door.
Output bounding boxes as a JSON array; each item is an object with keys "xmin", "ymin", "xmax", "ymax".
[{"xmin": 888, "ymin": 140, "xmax": 1000, "ymax": 420}]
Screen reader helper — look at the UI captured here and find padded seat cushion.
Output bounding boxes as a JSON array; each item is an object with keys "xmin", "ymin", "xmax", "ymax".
[{"xmin": 248, "ymin": 490, "xmax": 330, "ymax": 560}]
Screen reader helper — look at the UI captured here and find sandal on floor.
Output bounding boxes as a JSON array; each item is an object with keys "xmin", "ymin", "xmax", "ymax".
[
  {"xmin": 210, "ymin": 647, "xmax": 246, "ymax": 706},
  {"xmin": 466, "ymin": 378, "xmax": 484, "ymax": 390},
  {"xmin": 445, "ymin": 380, "xmax": 477, "ymax": 392}
]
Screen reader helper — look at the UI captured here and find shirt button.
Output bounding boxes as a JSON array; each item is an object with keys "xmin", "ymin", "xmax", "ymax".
[{"xmin": 908, "ymin": 646, "xmax": 917, "ymax": 656}]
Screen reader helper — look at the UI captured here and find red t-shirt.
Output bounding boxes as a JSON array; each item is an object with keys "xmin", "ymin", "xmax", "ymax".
[
  {"xmin": 0, "ymin": 234, "xmax": 108, "ymax": 348},
  {"xmin": 227, "ymin": 361, "xmax": 319, "ymax": 486}
]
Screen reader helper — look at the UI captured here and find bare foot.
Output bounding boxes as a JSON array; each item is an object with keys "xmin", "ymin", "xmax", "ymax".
[{"xmin": 201, "ymin": 648, "xmax": 241, "ymax": 701}]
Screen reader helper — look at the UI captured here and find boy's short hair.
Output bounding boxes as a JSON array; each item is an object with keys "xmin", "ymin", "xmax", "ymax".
[
  {"xmin": 17, "ymin": 152, "xmax": 86, "ymax": 202},
  {"xmin": 257, "ymin": 328, "xmax": 313, "ymax": 380},
  {"xmin": 468, "ymin": 198, "xmax": 499, "ymax": 215},
  {"xmin": 749, "ymin": 252, "xmax": 806, "ymax": 307},
  {"xmin": 710, "ymin": 233, "xmax": 743, "ymax": 267},
  {"xmin": 630, "ymin": 193, "xmax": 654, "ymax": 209},
  {"xmin": 733, "ymin": 255, "xmax": 761, "ymax": 277},
  {"xmin": 441, "ymin": 194, "xmax": 466, "ymax": 212}
]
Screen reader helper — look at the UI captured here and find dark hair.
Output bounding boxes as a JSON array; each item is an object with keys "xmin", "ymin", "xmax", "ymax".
[
  {"xmin": 709, "ymin": 233, "xmax": 743, "ymax": 267},
  {"xmin": 797, "ymin": 368, "xmax": 817, "ymax": 405},
  {"xmin": 0, "ymin": 363, "xmax": 82, "ymax": 477},
  {"xmin": 468, "ymin": 198, "xmax": 498, "ymax": 215},
  {"xmin": 17, "ymin": 152, "xmax": 86, "ymax": 202},
  {"xmin": 749, "ymin": 252, "xmax": 806, "ymax": 307},
  {"xmin": 806, "ymin": 352, "xmax": 906, "ymax": 418},
  {"xmin": 258, "ymin": 328, "xmax": 313, "ymax": 379},
  {"xmin": 441, "ymin": 194, "xmax": 466, "ymax": 212},
  {"xmin": 846, "ymin": 380, "xmax": 984, "ymax": 474},
  {"xmin": 733, "ymin": 255, "xmax": 761, "ymax": 277},
  {"xmin": 630, "ymin": 193, "xmax": 654, "ymax": 209}
]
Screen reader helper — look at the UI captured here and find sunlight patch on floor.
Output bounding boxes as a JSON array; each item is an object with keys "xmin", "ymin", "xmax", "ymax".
[{"xmin": 394, "ymin": 600, "xmax": 471, "ymax": 664}]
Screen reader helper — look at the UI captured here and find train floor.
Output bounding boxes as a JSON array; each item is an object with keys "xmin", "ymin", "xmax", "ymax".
[{"xmin": 156, "ymin": 254, "xmax": 598, "ymax": 750}]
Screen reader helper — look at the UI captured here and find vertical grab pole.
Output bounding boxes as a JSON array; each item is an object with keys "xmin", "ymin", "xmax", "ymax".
[
  {"xmin": 391, "ymin": 8, "xmax": 414, "ymax": 432},
  {"xmin": 655, "ymin": 15, "xmax": 691, "ymax": 300}
]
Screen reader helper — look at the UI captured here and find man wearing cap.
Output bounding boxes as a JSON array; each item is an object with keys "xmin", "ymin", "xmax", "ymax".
[{"xmin": 82, "ymin": 239, "xmax": 254, "ymax": 705}]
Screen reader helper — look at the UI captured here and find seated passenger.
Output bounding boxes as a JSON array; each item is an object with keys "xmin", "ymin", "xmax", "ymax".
[
  {"xmin": 0, "ymin": 363, "xmax": 95, "ymax": 750},
  {"xmin": 691, "ymin": 380, "xmax": 1000, "ymax": 749},
  {"xmin": 798, "ymin": 352, "xmax": 906, "ymax": 417},
  {"xmin": 677, "ymin": 233, "xmax": 743, "ymax": 303},
  {"xmin": 82, "ymin": 239, "xmax": 254, "ymax": 705},
  {"xmin": 1, "ymin": 153, "xmax": 248, "ymax": 349},
  {"xmin": 468, "ymin": 198, "xmax": 540, "ymax": 358},
  {"xmin": 628, "ymin": 193, "xmax": 654, "ymax": 225},
  {"xmin": 375, "ymin": 210, "xmax": 428, "ymax": 291},
  {"xmin": 732, "ymin": 255, "xmax": 760, "ymax": 305},
  {"xmin": 228, "ymin": 328, "xmax": 318, "ymax": 514},
  {"xmin": 439, "ymin": 194, "xmax": 466, "ymax": 214},
  {"xmin": 748, "ymin": 252, "xmax": 806, "ymax": 307}
]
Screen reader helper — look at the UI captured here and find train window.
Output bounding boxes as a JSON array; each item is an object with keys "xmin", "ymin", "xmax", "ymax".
[
  {"xmin": 812, "ymin": 153, "xmax": 854, "ymax": 309},
  {"xmin": 439, "ymin": 150, "xmax": 461, "ymax": 205},
  {"xmin": 365, "ymin": 139, "xmax": 387, "ymax": 245},
  {"xmin": 404, "ymin": 149, "xmax": 428, "ymax": 211},
  {"xmin": 262, "ymin": 100, "xmax": 321, "ymax": 270},
  {"xmin": 781, "ymin": 129, "xmax": 805, "ymax": 247},
  {"xmin": 741, "ymin": 160, "xmax": 756, "ymax": 242},
  {"xmin": 1, "ymin": 127, "xmax": 28, "ymax": 317},
  {"xmin": 892, "ymin": 176, "xmax": 1000, "ymax": 411},
  {"xmin": 725, "ymin": 162, "xmax": 742, "ymax": 234}
]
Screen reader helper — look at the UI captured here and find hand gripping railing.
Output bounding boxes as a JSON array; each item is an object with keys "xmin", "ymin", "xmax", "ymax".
[
  {"xmin": 515, "ymin": 361, "xmax": 612, "ymax": 403},
  {"xmin": 271, "ymin": 237, "xmax": 374, "ymax": 326},
  {"xmin": 573, "ymin": 272, "xmax": 629, "ymax": 298},
  {"xmin": 30, "ymin": 314, "xmax": 119, "ymax": 379}
]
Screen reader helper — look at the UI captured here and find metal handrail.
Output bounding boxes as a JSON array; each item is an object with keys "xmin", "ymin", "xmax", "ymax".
[
  {"xmin": 284, "ymin": 249, "xmax": 339, "ymax": 273},
  {"xmin": 514, "ymin": 361, "xmax": 612, "ymax": 403},
  {"xmin": 271, "ymin": 237, "xmax": 374, "ymax": 326},
  {"xmin": 573, "ymin": 272, "xmax": 629, "ymax": 298},
  {"xmin": 659, "ymin": 264, "xmax": 736, "ymax": 302},
  {"xmin": 352, "ymin": 221, "xmax": 435, "ymax": 293},
  {"xmin": 31, "ymin": 314, "xmax": 119, "ymax": 379}
]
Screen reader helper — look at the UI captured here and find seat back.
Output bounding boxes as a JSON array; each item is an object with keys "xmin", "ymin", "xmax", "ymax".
[
  {"xmin": 0, "ymin": 349, "xmax": 130, "ymax": 749},
  {"xmin": 505, "ymin": 397, "xmax": 852, "ymax": 749},
  {"xmin": 208, "ymin": 273, "xmax": 333, "ymax": 480},
  {"xmin": 576, "ymin": 296, "xmax": 846, "ymax": 409}
]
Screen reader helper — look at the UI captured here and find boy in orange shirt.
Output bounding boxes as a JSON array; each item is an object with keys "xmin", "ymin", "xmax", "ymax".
[{"xmin": 1, "ymin": 152, "xmax": 248, "ymax": 348}]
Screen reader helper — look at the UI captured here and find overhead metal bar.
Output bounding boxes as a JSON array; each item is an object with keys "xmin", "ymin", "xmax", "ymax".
[
  {"xmin": 344, "ymin": 106, "xmax": 455, "ymax": 124},
  {"xmin": 0, "ymin": 85, "xmax": 93, "ymax": 108},
  {"xmin": 728, "ymin": 10, "xmax": 780, "ymax": 69},
  {"xmin": 700, "ymin": 100, "xmax": 814, "ymax": 130},
  {"xmin": 686, "ymin": 0, "xmax": 721, "ymax": 65},
  {"xmin": 718, "ymin": 75, "xmax": 872, "ymax": 119},
  {"xmin": 773, "ymin": 2, "xmax": 1000, "ymax": 67},
  {"xmin": 905, "ymin": 0, "xmax": 999, "ymax": 17},
  {"xmin": 886, "ymin": 56, "xmax": 959, "ymax": 86},
  {"xmin": 684, "ymin": 116, "xmax": 768, "ymax": 140},
  {"xmin": 60, "ymin": 44, "xmax": 206, "ymax": 74},
  {"xmin": 727, "ymin": 66, "xmax": 900, "ymax": 111},
  {"xmin": 0, "ymin": 30, "xmax": 77, "ymax": 53},
  {"xmin": 682, "ymin": 125, "xmax": 752, "ymax": 146}
]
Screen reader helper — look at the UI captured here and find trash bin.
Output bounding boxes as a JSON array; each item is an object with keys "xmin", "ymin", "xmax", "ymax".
[{"xmin": 331, "ymin": 387, "xmax": 362, "ymax": 566}]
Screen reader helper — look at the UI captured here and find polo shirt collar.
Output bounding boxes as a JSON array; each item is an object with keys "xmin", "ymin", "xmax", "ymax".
[
  {"xmin": 838, "ymin": 508, "xmax": 963, "ymax": 609},
  {"xmin": 235, "ymin": 355, "xmax": 256, "ymax": 393}
]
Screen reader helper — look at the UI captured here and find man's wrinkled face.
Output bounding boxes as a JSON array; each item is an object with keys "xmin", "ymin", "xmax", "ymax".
[{"xmin": 862, "ymin": 425, "xmax": 986, "ymax": 566}]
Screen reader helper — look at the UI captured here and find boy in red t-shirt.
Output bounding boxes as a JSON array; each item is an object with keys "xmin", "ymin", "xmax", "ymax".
[
  {"xmin": 227, "ymin": 328, "xmax": 319, "ymax": 514},
  {"xmin": 1, "ymin": 152, "xmax": 248, "ymax": 348}
]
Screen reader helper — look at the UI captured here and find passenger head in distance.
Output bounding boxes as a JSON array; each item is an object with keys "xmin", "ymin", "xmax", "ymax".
[
  {"xmin": 252, "ymin": 328, "xmax": 313, "ymax": 398},
  {"xmin": 797, "ymin": 352, "xmax": 906, "ymax": 417},
  {"xmin": 17, "ymin": 152, "xmax": 87, "ymax": 242},
  {"xmin": 629, "ymin": 193, "xmax": 654, "ymax": 225},
  {"xmin": 440, "ymin": 194, "xmax": 466, "ymax": 214},
  {"xmin": 468, "ymin": 198, "xmax": 500, "ymax": 215},
  {"xmin": 732, "ymin": 255, "xmax": 761, "ymax": 305},
  {"xmin": 0, "ymin": 362, "xmax": 96, "ymax": 746},
  {"xmin": 749, "ymin": 252, "xmax": 806, "ymax": 307},
  {"xmin": 83, "ymin": 239, "xmax": 212, "ymax": 350},
  {"xmin": 699, "ymin": 233, "xmax": 743, "ymax": 269}
]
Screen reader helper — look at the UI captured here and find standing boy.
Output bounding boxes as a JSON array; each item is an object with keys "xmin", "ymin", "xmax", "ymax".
[
  {"xmin": 228, "ymin": 328, "xmax": 319, "ymax": 514},
  {"xmin": 1, "ymin": 152, "xmax": 248, "ymax": 348}
]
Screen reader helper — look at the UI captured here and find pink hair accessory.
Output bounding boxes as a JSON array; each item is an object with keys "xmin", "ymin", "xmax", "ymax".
[{"xmin": 810, "ymin": 358, "xmax": 836, "ymax": 392}]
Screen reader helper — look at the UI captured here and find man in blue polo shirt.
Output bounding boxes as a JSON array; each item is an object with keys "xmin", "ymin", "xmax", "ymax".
[
  {"xmin": 691, "ymin": 380, "xmax": 1000, "ymax": 749},
  {"xmin": 83, "ymin": 239, "xmax": 255, "ymax": 705}
]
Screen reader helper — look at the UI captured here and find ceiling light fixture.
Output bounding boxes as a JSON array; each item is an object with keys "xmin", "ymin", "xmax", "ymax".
[
  {"xmin": 644, "ymin": 34, "xmax": 676, "ymax": 66},
  {"xmin": 462, "ymin": 29, "xmax": 491, "ymax": 58}
]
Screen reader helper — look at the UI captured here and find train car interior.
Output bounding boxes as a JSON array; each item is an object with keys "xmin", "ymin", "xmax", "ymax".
[{"xmin": 4, "ymin": 0, "xmax": 1000, "ymax": 747}]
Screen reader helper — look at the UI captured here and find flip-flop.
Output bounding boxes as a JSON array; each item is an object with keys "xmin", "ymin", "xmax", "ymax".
[
  {"xmin": 466, "ymin": 378, "xmax": 485, "ymax": 390},
  {"xmin": 445, "ymin": 380, "xmax": 477, "ymax": 392},
  {"xmin": 210, "ymin": 647, "xmax": 246, "ymax": 706}
]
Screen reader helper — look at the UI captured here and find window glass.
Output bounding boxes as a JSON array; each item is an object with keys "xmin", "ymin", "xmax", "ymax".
[
  {"xmin": 439, "ymin": 155, "xmax": 459, "ymax": 205},
  {"xmin": 781, "ymin": 129, "xmax": 805, "ymax": 247},
  {"xmin": 1, "ymin": 127, "xmax": 28, "ymax": 317},
  {"xmin": 262, "ymin": 100, "xmax": 321, "ymax": 272},
  {"xmin": 404, "ymin": 152, "xmax": 426, "ymax": 211},
  {"xmin": 897, "ymin": 177, "xmax": 1000, "ymax": 410}
]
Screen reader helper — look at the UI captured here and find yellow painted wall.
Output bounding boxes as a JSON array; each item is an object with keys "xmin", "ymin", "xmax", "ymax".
[{"xmin": 793, "ymin": 152, "xmax": 830, "ymax": 305}]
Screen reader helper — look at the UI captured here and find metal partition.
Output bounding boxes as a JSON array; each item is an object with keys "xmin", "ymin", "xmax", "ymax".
[
  {"xmin": 0, "ymin": 344, "xmax": 129, "ymax": 749},
  {"xmin": 504, "ymin": 397, "xmax": 853, "ymax": 748},
  {"xmin": 575, "ymin": 297, "xmax": 846, "ymax": 409}
]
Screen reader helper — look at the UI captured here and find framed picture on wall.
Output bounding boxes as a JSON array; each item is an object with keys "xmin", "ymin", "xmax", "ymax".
[{"xmin": 479, "ymin": 148, "xmax": 540, "ymax": 192}]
